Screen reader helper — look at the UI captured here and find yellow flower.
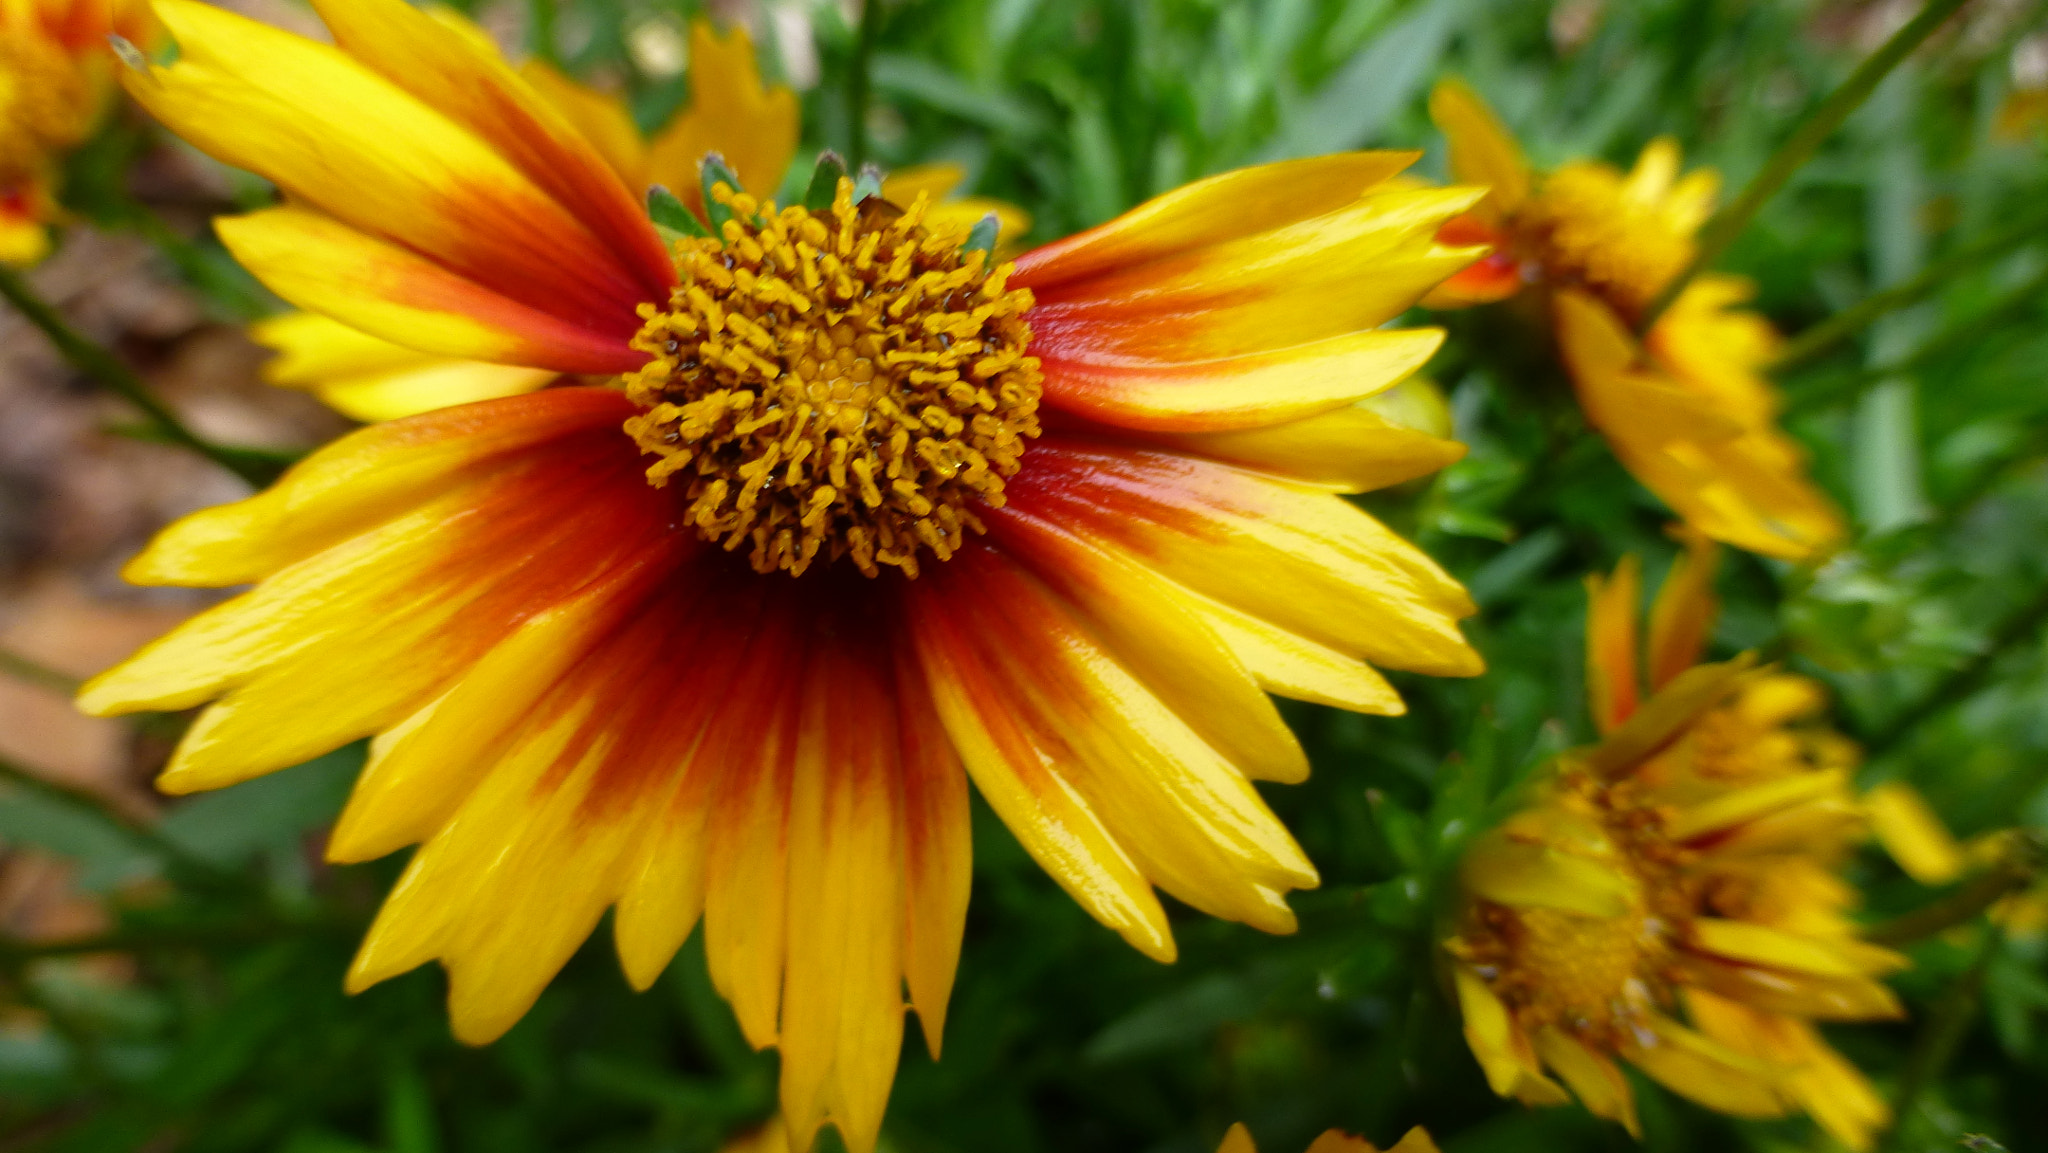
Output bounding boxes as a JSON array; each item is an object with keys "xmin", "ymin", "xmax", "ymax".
[
  {"xmin": 0, "ymin": 0, "xmax": 153, "ymax": 263},
  {"xmin": 82, "ymin": 1, "xmax": 1489, "ymax": 1148},
  {"xmin": 1446, "ymin": 531, "xmax": 1902, "ymax": 1150},
  {"xmin": 1425, "ymin": 79, "xmax": 1845, "ymax": 562},
  {"xmin": 256, "ymin": 17, "xmax": 1029, "ymax": 424}
]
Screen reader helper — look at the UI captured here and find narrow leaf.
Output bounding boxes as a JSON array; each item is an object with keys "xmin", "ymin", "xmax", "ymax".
[
  {"xmin": 699, "ymin": 153, "xmax": 743, "ymax": 233},
  {"xmin": 851, "ymin": 163, "xmax": 884, "ymax": 205},
  {"xmin": 647, "ymin": 185, "xmax": 710, "ymax": 239},
  {"xmin": 804, "ymin": 151, "xmax": 848, "ymax": 211},
  {"xmin": 962, "ymin": 212, "xmax": 1000, "ymax": 259}
]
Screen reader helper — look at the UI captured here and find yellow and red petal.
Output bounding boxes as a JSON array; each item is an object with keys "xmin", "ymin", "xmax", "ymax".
[
  {"xmin": 1024, "ymin": 183, "xmax": 1484, "ymax": 367},
  {"xmin": 309, "ymin": 0, "xmax": 673, "ymax": 303},
  {"xmin": 518, "ymin": 58, "xmax": 648, "ymax": 188},
  {"xmin": 218, "ymin": 207, "xmax": 644, "ymax": 375},
  {"xmin": 1645, "ymin": 525, "xmax": 1719, "ymax": 689},
  {"xmin": 1139, "ymin": 399, "xmax": 1467, "ymax": 496},
  {"xmin": 125, "ymin": 0, "xmax": 660, "ymax": 348},
  {"xmin": 1584, "ymin": 554, "xmax": 1642, "ymax": 733},
  {"xmin": 919, "ymin": 546, "xmax": 1317, "ymax": 934},
  {"xmin": 253, "ymin": 310, "xmax": 555, "ymax": 422},
  {"xmin": 1005, "ymin": 440, "xmax": 1481, "ymax": 679},
  {"xmin": 1013, "ymin": 152, "xmax": 1422, "ymax": 294}
]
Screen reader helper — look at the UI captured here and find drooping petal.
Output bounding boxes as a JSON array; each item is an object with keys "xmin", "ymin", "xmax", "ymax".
[
  {"xmin": 892, "ymin": 644, "xmax": 971, "ymax": 1056},
  {"xmin": 1533, "ymin": 1027, "xmax": 1640, "ymax": 1137},
  {"xmin": 1864, "ymin": 781, "xmax": 1967, "ymax": 886},
  {"xmin": 1621, "ymin": 1014, "xmax": 1787, "ymax": 1119}
]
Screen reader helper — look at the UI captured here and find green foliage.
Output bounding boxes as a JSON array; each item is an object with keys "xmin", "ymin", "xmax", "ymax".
[{"xmin": 5, "ymin": 1, "xmax": 2047, "ymax": 1151}]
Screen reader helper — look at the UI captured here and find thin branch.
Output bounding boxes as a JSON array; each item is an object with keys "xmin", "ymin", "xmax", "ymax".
[
  {"xmin": 1638, "ymin": 0, "xmax": 1970, "ymax": 332},
  {"xmin": 0, "ymin": 265, "xmax": 282, "ymax": 487},
  {"xmin": 1788, "ymin": 261, "xmax": 2048, "ymax": 416},
  {"xmin": 1878, "ymin": 922, "xmax": 2003, "ymax": 1152},
  {"xmin": 1861, "ymin": 581, "xmax": 2048, "ymax": 759},
  {"xmin": 0, "ymin": 648, "xmax": 78, "ymax": 696},
  {"xmin": 1771, "ymin": 201, "xmax": 2048, "ymax": 372},
  {"xmin": 1865, "ymin": 834, "xmax": 2043, "ymax": 946}
]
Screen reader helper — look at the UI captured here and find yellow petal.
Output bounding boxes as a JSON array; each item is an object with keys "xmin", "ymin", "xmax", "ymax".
[
  {"xmin": 778, "ymin": 649, "xmax": 906, "ymax": 1153},
  {"xmin": 1687, "ymin": 918, "xmax": 1908, "ymax": 979},
  {"xmin": 1145, "ymin": 399, "xmax": 1467, "ymax": 494},
  {"xmin": 644, "ymin": 20, "xmax": 799, "ymax": 203},
  {"xmin": 1533, "ymin": 1027, "xmax": 1640, "ymax": 1137},
  {"xmin": 1662, "ymin": 769, "xmax": 1853, "ymax": 842},
  {"xmin": 1622, "ymin": 1014, "xmax": 1787, "ymax": 1119},
  {"xmin": 1461, "ymin": 837, "xmax": 1637, "ymax": 918},
  {"xmin": 1864, "ymin": 781, "xmax": 1967, "ymax": 885},
  {"xmin": 910, "ymin": 574, "xmax": 1175, "ymax": 962},
  {"xmin": 1215, "ymin": 1123, "xmax": 1258, "ymax": 1153},
  {"xmin": 519, "ymin": 58, "xmax": 647, "ymax": 187},
  {"xmin": 1428, "ymin": 78, "xmax": 1530, "ymax": 215},
  {"xmin": 893, "ymin": 650, "xmax": 971, "ymax": 1056},
  {"xmin": 1581, "ymin": 655, "xmax": 1754, "ymax": 780},
  {"xmin": 1583, "ymin": 555, "xmax": 1642, "ymax": 734},
  {"xmin": 1645, "ymin": 525, "xmax": 1719, "ymax": 689}
]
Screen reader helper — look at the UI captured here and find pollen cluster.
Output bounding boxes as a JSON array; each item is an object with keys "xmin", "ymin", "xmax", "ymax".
[
  {"xmin": 0, "ymin": 34, "xmax": 93, "ymax": 186},
  {"xmin": 1518, "ymin": 163, "xmax": 1693, "ymax": 317},
  {"xmin": 1450, "ymin": 768, "xmax": 1694, "ymax": 1050},
  {"xmin": 623, "ymin": 179, "xmax": 1042, "ymax": 578}
]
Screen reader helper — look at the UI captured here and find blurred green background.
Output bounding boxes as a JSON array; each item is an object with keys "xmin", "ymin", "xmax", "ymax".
[{"xmin": 2, "ymin": 0, "xmax": 2046, "ymax": 1151}]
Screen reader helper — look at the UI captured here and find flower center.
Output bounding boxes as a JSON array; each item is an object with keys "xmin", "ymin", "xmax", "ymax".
[
  {"xmin": 1459, "ymin": 771, "xmax": 1695, "ymax": 1049},
  {"xmin": 0, "ymin": 34, "xmax": 92, "ymax": 185},
  {"xmin": 623, "ymin": 179, "xmax": 1042, "ymax": 578},
  {"xmin": 1516, "ymin": 163, "xmax": 1693, "ymax": 318}
]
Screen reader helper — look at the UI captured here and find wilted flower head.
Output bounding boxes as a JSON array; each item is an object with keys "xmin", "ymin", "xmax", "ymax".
[
  {"xmin": 1424, "ymin": 78, "xmax": 1844, "ymax": 562},
  {"xmin": 1446, "ymin": 534, "xmax": 1902, "ymax": 1149}
]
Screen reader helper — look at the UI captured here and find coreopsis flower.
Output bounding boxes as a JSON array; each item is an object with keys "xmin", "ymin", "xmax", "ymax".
[
  {"xmin": 0, "ymin": 0, "xmax": 152, "ymax": 263},
  {"xmin": 1425, "ymin": 79, "xmax": 1844, "ymax": 562},
  {"xmin": 1445, "ymin": 532, "xmax": 1902, "ymax": 1149},
  {"xmin": 81, "ymin": 0, "xmax": 1486, "ymax": 1148},
  {"xmin": 254, "ymin": 17, "xmax": 1027, "ymax": 423}
]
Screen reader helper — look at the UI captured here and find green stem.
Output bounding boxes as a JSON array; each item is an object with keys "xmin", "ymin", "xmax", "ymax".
[
  {"xmin": 0, "ymin": 266, "xmax": 279, "ymax": 487},
  {"xmin": 1878, "ymin": 922, "xmax": 2002, "ymax": 1152},
  {"xmin": 0, "ymin": 648, "xmax": 79, "ymax": 696},
  {"xmin": 1788, "ymin": 261, "xmax": 2048, "ymax": 416},
  {"xmin": 847, "ymin": 0, "xmax": 883, "ymax": 170},
  {"xmin": 1861, "ymin": 580, "xmax": 2048, "ymax": 759},
  {"xmin": 528, "ymin": 0, "xmax": 559, "ymax": 65},
  {"xmin": 1865, "ymin": 836, "xmax": 2042, "ymax": 946},
  {"xmin": 1771, "ymin": 198, "xmax": 2048, "ymax": 371},
  {"xmin": 1637, "ymin": 0, "xmax": 1969, "ymax": 332}
]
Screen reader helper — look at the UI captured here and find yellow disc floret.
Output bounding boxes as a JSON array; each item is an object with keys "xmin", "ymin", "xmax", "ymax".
[
  {"xmin": 623, "ymin": 177, "xmax": 1042, "ymax": 578},
  {"xmin": 1451, "ymin": 767, "xmax": 1694, "ymax": 1050},
  {"xmin": 1518, "ymin": 160, "xmax": 1697, "ymax": 318}
]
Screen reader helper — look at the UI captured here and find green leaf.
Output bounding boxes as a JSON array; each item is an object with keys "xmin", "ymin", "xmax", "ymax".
[
  {"xmin": 961, "ymin": 212, "xmax": 1000, "ymax": 258},
  {"xmin": 700, "ymin": 153, "xmax": 744, "ymax": 233},
  {"xmin": 803, "ymin": 151, "xmax": 848, "ymax": 210},
  {"xmin": 647, "ymin": 184, "xmax": 709, "ymax": 240},
  {"xmin": 158, "ymin": 745, "xmax": 363, "ymax": 870}
]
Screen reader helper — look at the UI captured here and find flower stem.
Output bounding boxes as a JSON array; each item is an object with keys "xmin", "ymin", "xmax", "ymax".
[
  {"xmin": 848, "ymin": 0, "xmax": 883, "ymax": 171},
  {"xmin": 0, "ymin": 647, "xmax": 78, "ymax": 696},
  {"xmin": 1771, "ymin": 198, "xmax": 2048, "ymax": 372},
  {"xmin": 1865, "ymin": 833, "xmax": 2043, "ymax": 946},
  {"xmin": 1878, "ymin": 921, "xmax": 2002, "ymax": 1152},
  {"xmin": 528, "ymin": 0, "xmax": 559, "ymax": 65},
  {"xmin": 1638, "ymin": 0, "xmax": 1969, "ymax": 332},
  {"xmin": 0, "ymin": 265, "xmax": 282, "ymax": 488}
]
